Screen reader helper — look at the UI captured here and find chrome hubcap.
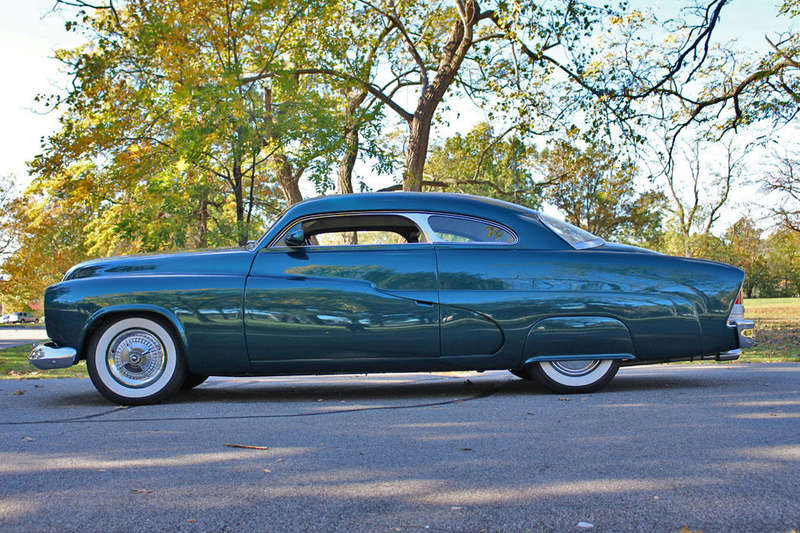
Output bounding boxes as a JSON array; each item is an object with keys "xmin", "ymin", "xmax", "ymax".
[
  {"xmin": 549, "ymin": 359, "xmax": 601, "ymax": 377},
  {"xmin": 106, "ymin": 329, "xmax": 166, "ymax": 388}
]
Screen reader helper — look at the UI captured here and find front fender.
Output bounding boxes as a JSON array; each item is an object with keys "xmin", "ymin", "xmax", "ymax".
[
  {"xmin": 44, "ymin": 274, "xmax": 251, "ymax": 375},
  {"xmin": 79, "ymin": 304, "xmax": 189, "ymax": 358}
]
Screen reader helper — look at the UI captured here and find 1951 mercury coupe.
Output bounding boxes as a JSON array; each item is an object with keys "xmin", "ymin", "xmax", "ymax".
[{"xmin": 30, "ymin": 192, "xmax": 754, "ymax": 404}]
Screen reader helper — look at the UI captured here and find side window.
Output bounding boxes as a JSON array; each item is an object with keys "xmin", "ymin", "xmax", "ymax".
[
  {"xmin": 427, "ymin": 215, "xmax": 515, "ymax": 244},
  {"xmin": 315, "ymin": 230, "xmax": 408, "ymax": 246},
  {"xmin": 274, "ymin": 214, "xmax": 427, "ymax": 247}
]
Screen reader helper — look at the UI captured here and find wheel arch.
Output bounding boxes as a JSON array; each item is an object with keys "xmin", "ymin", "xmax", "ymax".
[
  {"xmin": 520, "ymin": 315, "xmax": 637, "ymax": 366},
  {"xmin": 78, "ymin": 305, "xmax": 188, "ymax": 361}
]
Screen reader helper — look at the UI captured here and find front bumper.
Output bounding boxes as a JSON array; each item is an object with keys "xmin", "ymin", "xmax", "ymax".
[
  {"xmin": 28, "ymin": 343, "xmax": 78, "ymax": 370},
  {"xmin": 718, "ymin": 319, "xmax": 756, "ymax": 361}
]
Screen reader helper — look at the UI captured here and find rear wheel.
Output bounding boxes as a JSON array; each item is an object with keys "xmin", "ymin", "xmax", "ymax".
[
  {"xmin": 87, "ymin": 316, "xmax": 186, "ymax": 405},
  {"xmin": 512, "ymin": 359, "xmax": 619, "ymax": 393}
]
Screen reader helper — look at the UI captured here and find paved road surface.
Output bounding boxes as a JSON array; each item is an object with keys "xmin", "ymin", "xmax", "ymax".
[
  {"xmin": 1, "ymin": 364, "xmax": 798, "ymax": 532},
  {"xmin": 0, "ymin": 327, "xmax": 48, "ymax": 350}
]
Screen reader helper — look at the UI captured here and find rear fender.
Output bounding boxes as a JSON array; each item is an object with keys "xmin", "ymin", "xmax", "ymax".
[{"xmin": 521, "ymin": 316, "xmax": 636, "ymax": 365}]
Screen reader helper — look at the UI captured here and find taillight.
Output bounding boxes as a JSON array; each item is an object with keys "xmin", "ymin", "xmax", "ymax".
[{"xmin": 728, "ymin": 286, "xmax": 745, "ymax": 325}]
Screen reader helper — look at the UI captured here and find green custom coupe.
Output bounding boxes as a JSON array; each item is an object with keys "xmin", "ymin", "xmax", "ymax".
[{"xmin": 30, "ymin": 192, "xmax": 754, "ymax": 404}]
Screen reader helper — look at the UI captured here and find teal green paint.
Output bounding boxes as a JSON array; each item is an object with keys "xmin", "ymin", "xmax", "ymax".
[
  {"xmin": 245, "ymin": 245, "xmax": 439, "ymax": 362},
  {"xmin": 42, "ymin": 192, "xmax": 747, "ymax": 377},
  {"xmin": 523, "ymin": 316, "xmax": 635, "ymax": 363}
]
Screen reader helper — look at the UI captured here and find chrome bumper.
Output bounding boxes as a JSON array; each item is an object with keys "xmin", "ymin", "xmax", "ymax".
[
  {"xmin": 719, "ymin": 319, "xmax": 756, "ymax": 361},
  {"xmin": 28, "ymin": 343, "xmax": 78, "ymax": 370}
]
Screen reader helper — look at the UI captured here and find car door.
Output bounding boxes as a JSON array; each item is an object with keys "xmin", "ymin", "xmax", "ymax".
[
  {"xmin": 426, "ymin": 214, "xmax": 518, "ymax": 358},
  {"xmin": 245, "ymin": 212, "xmax": 440, "ymax": 364}
]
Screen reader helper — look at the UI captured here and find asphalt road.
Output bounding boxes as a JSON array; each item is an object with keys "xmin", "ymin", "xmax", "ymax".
[
  {"xmin": 1, "ymin": 364, "xmax": 798, "ymax": 532},
  {"xmin": 0, "ymin": 327, "xmax": 48, "ymax": 350}
]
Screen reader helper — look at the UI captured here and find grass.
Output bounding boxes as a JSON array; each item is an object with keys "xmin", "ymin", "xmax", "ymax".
[
  {"xmin": 740, "ymin": 297, "xmax": 800, "ymax": 362},
  {"xmin": 0, "ymin": 343, "xmax": 88, "ymax": 379},
  {"xmin": 0, "ymin": 298, "xmax": 797, "ymax": 379}
]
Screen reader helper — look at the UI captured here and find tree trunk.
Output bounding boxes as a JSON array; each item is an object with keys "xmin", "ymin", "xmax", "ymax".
[
  {"xmin": 264, "ymin": 85, "xmax": 303, "ymax": 207},
  {"xmin": 196, "ymin": 189, "xmax": 208, "ymax": 249},
  {"xmin": 338, "ymin": 89, "xmax": 366, "ymax": 196},
  {"xmin": 232, "ymin": 160, "xmax": 247, "ymax": 246},
  {"xmin": 401, "ymin": 1, "xmax": 476, "ymax": 191},
  {"xmin": 336, "ymin": 89, "xmax": 367, "ymax": 244},
  {"xmin": 273, "ymin": 153, "xmax": 303, "ymax": 205},
  {"xmin": 403, "ymin": 108, "xmax": 435, "ymax": 192},
  {"xmin": 338, "ymin": 123, "xmax": 359, "ymax": 245},
  {"xmin": 338, "ymin": 125, "xmax": 358, "ymax": 195}
]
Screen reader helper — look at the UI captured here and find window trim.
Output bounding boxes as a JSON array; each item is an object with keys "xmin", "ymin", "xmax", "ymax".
[
  {"xmin": 423, "ymin": 213, "xmax": 518, "ymax": 246},
  {"xmin": 267, "ymin": 211, "xmax": 431, "ymax": 249},
  {"xmin": 266, "ymin": 211, "xmax": 518, "ymax": 249}
]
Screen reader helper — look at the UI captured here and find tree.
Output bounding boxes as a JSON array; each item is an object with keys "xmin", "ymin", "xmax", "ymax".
[
  {"xmin": 242, "ymin": 0, "xmax": 737, "ymax": 191},
  {"xmin": 680, "ymin": 0, "xmax": 800, "ymax": 135},
  {"xmin": 309, "ymin": 5, "xmax": 400, "ymax": 196},
  {"xmin": 723, "ymin": 217, "xmax": 768, "ymax": 297},
  {"xmin": 764, "ymin": 150, "xmax": 800, "ymax": 232},
  {"xmin": 536, "ymin": 139, "xmax": 665, "ymax": 243},
  {"xmin": 659, "ymin": 138, "xmax": 744, "ymax": 256},
  {"xmin": 240, "ymin": 0, "xmax": 498, "ymax": 191},
  {"xmin": 0, "ymin": 168, "xmax": 94, "ymax": 311},
  {"xmin": 0, "ymin": 176, "xmax": 20, "ymax": 260},
  {"xmin": 765, "ymin": 228, "xmax": 800, "ymax": 296},
  {"xmin": 411, "ymin": 122, "xmax": 541, "ymax": 207},
  {"xmin": 38, "ymin": 0, "xmax": 344, "ymax": 248}
]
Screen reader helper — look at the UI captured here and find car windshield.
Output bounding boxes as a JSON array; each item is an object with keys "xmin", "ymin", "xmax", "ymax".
[{"xmin": 537, "ymin": 213, "xmax": 604, "ymax": 249}]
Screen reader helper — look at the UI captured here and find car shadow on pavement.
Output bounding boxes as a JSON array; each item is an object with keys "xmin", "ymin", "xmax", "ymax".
[
  {"xmin": 170, "ymin": 372, "xmax": 710, "ymax": 405},
  {"xmin": 30, "ymin": 370, "xmax": 713, "ymax": 409}
]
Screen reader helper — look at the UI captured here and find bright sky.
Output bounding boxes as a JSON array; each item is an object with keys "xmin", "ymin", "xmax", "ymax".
[{"xmin": 0, "ymin": 0, "xmax": 795, "ymax": 230}]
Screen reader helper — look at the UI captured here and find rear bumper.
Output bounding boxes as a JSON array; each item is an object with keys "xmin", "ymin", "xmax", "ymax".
[
  {"xmin": 28, "ymin": 343, "xmax": 78, "ymax": 370},
  {"xmin": 719, "ymin": 319, "xmax": 755, "ymax": 361},
  {"xmin": 732, "ymin": 319, "xmax": 755, "ymax": 349}
]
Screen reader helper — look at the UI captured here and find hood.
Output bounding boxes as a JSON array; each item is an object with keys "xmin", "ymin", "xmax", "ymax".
[{"xmin": 63, "ymin": 247, "xmax": 254, "ymax": 281}]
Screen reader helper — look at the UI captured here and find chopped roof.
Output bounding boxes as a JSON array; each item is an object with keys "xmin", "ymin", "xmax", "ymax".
[{"xmin": 257, "ymin": 192, "xmax": 569, "ymax": 250}]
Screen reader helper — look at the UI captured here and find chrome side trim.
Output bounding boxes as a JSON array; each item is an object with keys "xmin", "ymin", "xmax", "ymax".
[
  {"xmin": 523, "ymin": 353, "xmax": 636, "ymax": 365},
  {"xmin": 28, "ymin": 343, "xmax": 78, "ymax": 370}
]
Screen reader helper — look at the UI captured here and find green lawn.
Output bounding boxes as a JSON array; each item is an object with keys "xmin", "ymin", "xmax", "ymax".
[
  {"xmin": 0, "ymin": 343, "xmax": 88, "ymax": 379},
  {"xmin": 740, "ymin": 297, "xmax": 800, "ymax": 362},
  {"xmin": 1, "ymin": 298, "xmax": 797, "ymax": 379}
]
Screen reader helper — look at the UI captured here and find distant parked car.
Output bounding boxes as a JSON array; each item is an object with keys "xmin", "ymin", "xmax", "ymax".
[
  {"xmin": 9, "ymin": 312, "xmax": 39, "ymax": 324},
  {"xmin": 0, "ymin": 314, "xmax": 11, "ymax": 324}
]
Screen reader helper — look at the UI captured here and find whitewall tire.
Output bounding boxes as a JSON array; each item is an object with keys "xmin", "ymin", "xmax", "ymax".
[
  {"xmin": 512, "ymin": 359, "xmax": 619, "ymax": 393},
  {"xmin": 87, "ymin": 316, "xmax": 186, "ymax": 405}
]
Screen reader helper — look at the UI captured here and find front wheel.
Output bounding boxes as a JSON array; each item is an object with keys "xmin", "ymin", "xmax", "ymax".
[
  {"xmin": 87, "ymin": 316, "xmax": 186, "ymax": 405},
  {"xmin": 512, "ymin": 359, "xmax": 619, "ymax": 394}
]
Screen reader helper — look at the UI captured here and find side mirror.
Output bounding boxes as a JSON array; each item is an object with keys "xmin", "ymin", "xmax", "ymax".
[{"xmin": 284, "ymin": 227, "xmax": 306, "ymax": 247}]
